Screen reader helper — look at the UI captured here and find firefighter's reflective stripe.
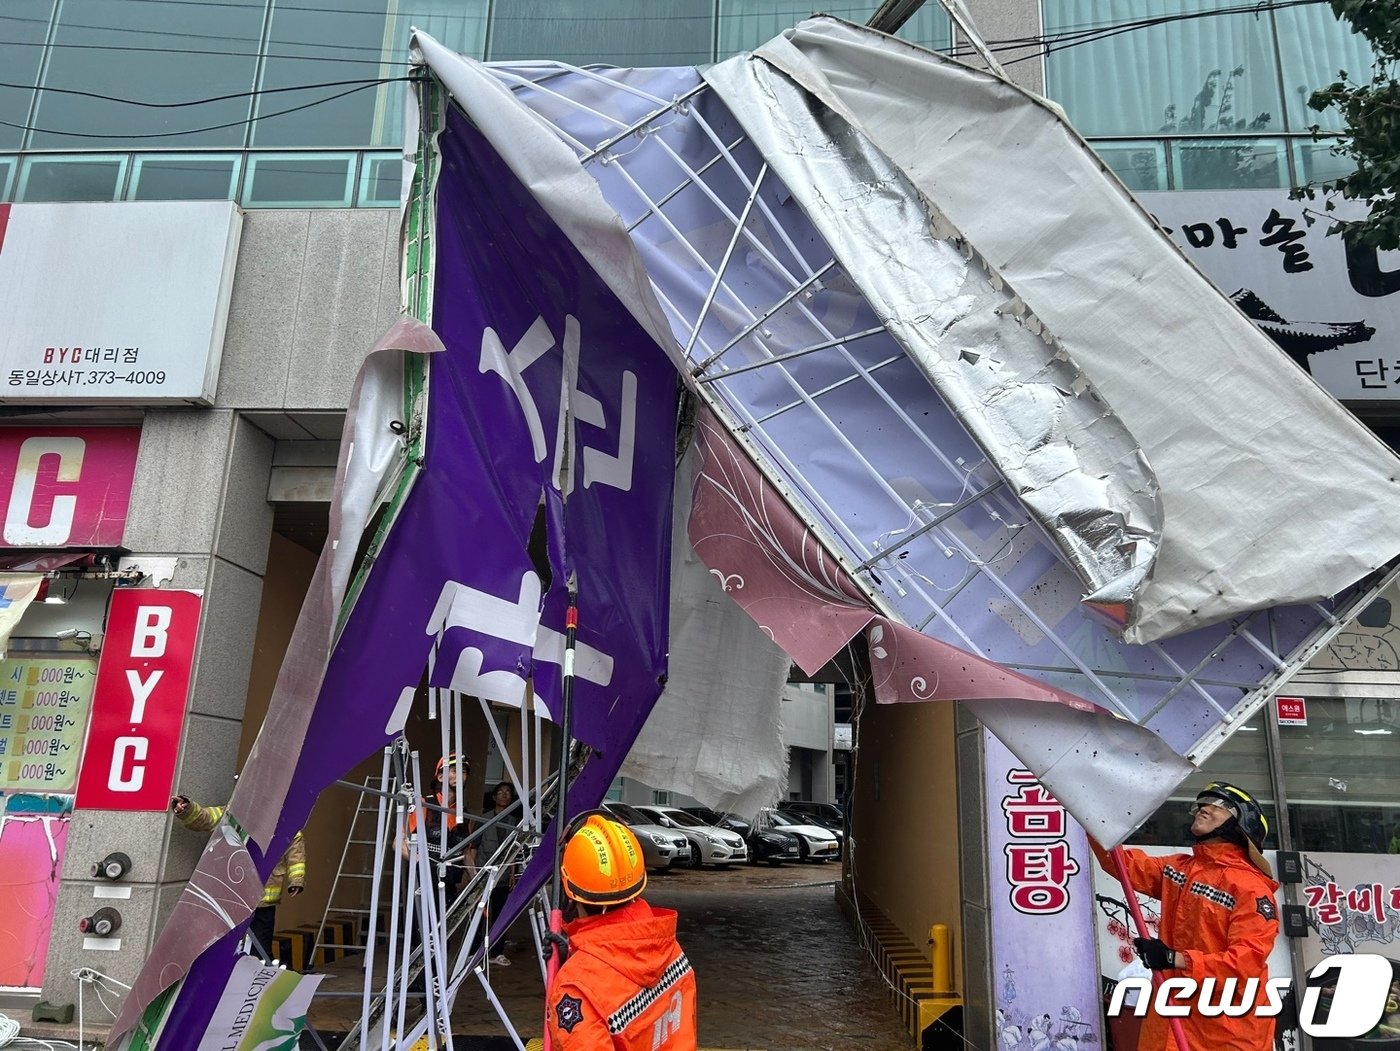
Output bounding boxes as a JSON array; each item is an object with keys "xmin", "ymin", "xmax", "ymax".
[{"xmin": 607, "ymin": 953, "xmax": 691, "ymax": 1034}]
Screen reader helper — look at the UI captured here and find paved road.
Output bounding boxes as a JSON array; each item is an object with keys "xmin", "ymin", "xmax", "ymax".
[{"xmin": 308, "ymin": 862, "xmax": 915, "ymax": 1050}]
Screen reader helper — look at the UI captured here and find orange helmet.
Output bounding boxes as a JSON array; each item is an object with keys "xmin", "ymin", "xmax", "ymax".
[
  {"xmin": 435, "ymin": 754, "xmax": 468, "ymax": 782},
  {"xmin": 561, "ymin": 814, "xmax": 647, "ymax": 906}
]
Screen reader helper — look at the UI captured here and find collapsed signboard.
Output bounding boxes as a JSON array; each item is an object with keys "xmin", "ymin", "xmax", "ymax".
[{"xmin": 110, "ymin": 17, "xmax": 1400, "ymax": 1048}]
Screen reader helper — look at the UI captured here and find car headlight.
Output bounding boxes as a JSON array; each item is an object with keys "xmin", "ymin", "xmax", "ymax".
[{"xmin": 649, "ymin": 833, "xmax": 668, "ymax": 846}]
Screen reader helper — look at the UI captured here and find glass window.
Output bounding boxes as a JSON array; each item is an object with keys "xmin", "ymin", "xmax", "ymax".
[
  {"xmin": 243, "ymin": 153, "xmax": 355, "ymax": 207},
  {"xmin": 0, "ymin": 157, "xmax": 15, "ymax": 201},
  {"xmin": 369, "ymin": 2, "xmax": 489, "ymax": 148},
  {"xmin": 17, "ymin": 155, "xmax": 125, "ymax": 201},
  {"xmin": 1272, "ymin": 4, "xmax": 1377, "ymax": 134},
  {"xmin": 1128, "ymin": 712, "xmax": 1274, "ymax": 848},
  {"xmin": 1294, "ymin": 138, "xmax": 1354, "ymax": 187},
  {"xmin": 0, "ymin": 0, "xmax": 55, "ymax": 151},
  {"xmin": 358, "ymin": 153, "xmax": 402, "ymax": 206},
  {"xmin": 717, "ymin": 2, "xmax": 950, "ymax": 60},
  {"xmin": 1044, "ymin": 1, "xmax": 1285, "ymax": 140},
  {"xmin": 30, "ymin": 0, "xmax": 264, "ymax": 149},
  {"xmin": 1092, "ymin": 141, "xmax": 1168, "ymax": 192},
  {"xmin": 130, "ymin": 155, "xmax": 240, "ymax": 201},
  {"xmin": 1281, "ymin": 696, "xmax": 1400, "ymax": 854},
  {"xmin": 253, "ymin": 0, "xmax": 397, "ymax": 149},
  {"xmin": 1172, "ymin": 137, "xmax": 1286, "ymax": 189},
  {"xmin": 488, "ymin": 0, "xmax": 713, "ymax": 67}
]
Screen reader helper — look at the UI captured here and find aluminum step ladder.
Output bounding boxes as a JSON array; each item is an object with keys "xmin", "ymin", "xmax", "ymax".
[{"xmin": 312, "ymin": 772, "xmax": 390, "ymax": 966}]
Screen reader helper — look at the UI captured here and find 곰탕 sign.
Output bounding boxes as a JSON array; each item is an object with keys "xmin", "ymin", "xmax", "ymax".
[
  {"xmin": 0, "ymin": 427, "xmax": 141, "ymax": 548},
  {"xmin": 75, "ymin": 588, "xmax": 202, "ymax": 811}
]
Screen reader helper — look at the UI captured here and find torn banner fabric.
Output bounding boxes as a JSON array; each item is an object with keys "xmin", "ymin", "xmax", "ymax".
[{"xmin": 110, "ymin": 103, "xmax": 678, "ymax": 1047}]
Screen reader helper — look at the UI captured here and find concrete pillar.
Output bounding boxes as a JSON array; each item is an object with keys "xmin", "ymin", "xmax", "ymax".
[
  {"xmin": 966, "ymin": 0, "xmax": 1045, "ymax": 95},
  {"xmin": 955, "ymin": 701, "xmax": 994, "ymax": 1051},
  {"xmin": 39, "ymin": 409, "xmax": 274, "ymax": 1010}
]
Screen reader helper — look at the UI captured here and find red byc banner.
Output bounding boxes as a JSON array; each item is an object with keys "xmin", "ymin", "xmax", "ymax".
[
  {"xmin": 75, "ymin": 588, "xmax": 202, "ymax": 811},
  {"xmin": 0, "ymin": 426, "xmax": 142, "ymax": 548}
]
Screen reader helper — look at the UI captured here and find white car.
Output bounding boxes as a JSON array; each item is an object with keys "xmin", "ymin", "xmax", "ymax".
[
  {"xmin": 602, "ymin": 802, "xmax": 693, "ymax": 871},
  {"xmin": 757, "ymin": 808, "xmax": 840, "ymax": 862},
  {"xmin": 637, "ymin": 805, "xmax": 749, "ymax": 867}
]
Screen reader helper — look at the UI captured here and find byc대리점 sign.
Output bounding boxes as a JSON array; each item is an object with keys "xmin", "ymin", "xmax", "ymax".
[
  {"xmin": 74, "ymin": 588, "xmax": 202, "ymax": 811},
  {"xmin": 0, "ymin": 201, "xmax": 240, "ymax": 405}
]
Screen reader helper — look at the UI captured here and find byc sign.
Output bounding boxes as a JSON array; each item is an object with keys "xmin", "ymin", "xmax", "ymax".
[
  {"xmin": 75, "ymin": 588, "xmax": 202, "ymax": 811},
  {"xmin": 1108, "ymin": 954, "xmax": 1394, "ymax": 1038}
]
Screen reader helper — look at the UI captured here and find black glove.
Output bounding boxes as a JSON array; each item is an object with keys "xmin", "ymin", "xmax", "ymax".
[
  {"xmin": 542, "ymin": 929, "xmax": 570, "ymax": 963},
  {"xmin": 1133, "ymin": 937, "xmax": 1176, "ymax": 970}
]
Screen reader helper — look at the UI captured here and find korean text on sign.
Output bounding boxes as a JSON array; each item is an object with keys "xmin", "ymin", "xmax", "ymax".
[
  {"xmin": 0, "ymin": 656, "xmax": 97, "ymax": 793},
  {"xmin": 1001, "ymin": 769, "xmax": 1080, "ymax": 915}
]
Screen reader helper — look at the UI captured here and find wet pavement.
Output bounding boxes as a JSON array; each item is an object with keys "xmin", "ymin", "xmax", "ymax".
[{"xmin": 307, "ymin": 862, "xmax": 916, "ymax": 1050}]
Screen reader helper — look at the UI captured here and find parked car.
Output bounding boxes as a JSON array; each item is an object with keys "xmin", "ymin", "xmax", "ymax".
[
  {"xmin": 778, "ymin": 800, "xmax": 845, "ymax": 833},
  {"xmin": 636, "ymin": 805, "xmax": 749, "ymax": 867},
  {"xmin": 746, "ymin": 823, "xmax": 802, "ymax": 866},
  {"xmin": 602, "ymin": 802, "xmax": 692, "ymax": 871},
  {"xmin": 681, "ymin": 806, "xmax": 752, "ymax": 838},
  {"xmin": 757, "ymin": 808, "xmax": 840, "ymax": 862}
]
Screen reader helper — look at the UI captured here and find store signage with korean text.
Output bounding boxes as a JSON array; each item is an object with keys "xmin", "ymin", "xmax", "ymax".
[
  {"xmin": 0, "ymin": 201, "xmax": 241, "ymax": 404},
  {"xmin": 74, "ymin": 588, "xmax": 202, "ymax": 811},
  {"xmin": 0, "ymin": 655, "xmax": 97, "ymax": 792},
  {"xmin": 1141, "ymin": 190, "xmax": 1400, "ymax": 403},
  {"xmin": 1276, "ymin": 695, "xmax": 1307, "ymax": 726},
  {"xmin": 984, "ymin": 731, "xmax": 1102, "ymax": 1051},
  {"xmin": 0, "ymin": 427, "xmax": 141, "ymax": 547}
]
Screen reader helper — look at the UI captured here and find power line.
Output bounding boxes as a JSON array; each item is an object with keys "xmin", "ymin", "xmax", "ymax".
[
  {"xmin": 0, "ymin": 76, "xmax": 406, "ymax": 109},
  {"xmin": 0, "ymin": 0, "xmax": 1354, "ymax": 140},
  {"xmin": 0, "ymin": 79, "xmax": 408, "ymax": 139}
]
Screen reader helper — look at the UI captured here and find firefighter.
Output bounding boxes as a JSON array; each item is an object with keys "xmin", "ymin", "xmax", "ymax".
[
  {"xmin": 1091, "ymin": 781, "xmax": 1280, "ymax": 1051},
  {"xmin": 546, "ymin": 813, "xmax": 697, "ymax": 1051},
  {"xmin": 171, "ymin": 795, "xmax": 306, "ymax": 962},
  {"xmin": 402, "ymin": 753, "xmax": 475, "ymax": 903}
]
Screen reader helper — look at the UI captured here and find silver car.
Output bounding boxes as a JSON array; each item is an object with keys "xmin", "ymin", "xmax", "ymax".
[
  {"xmin": 757, "ymin": 808, "xmax": 840, "ymax": 862},
  {"xmin": 602, "ymin": 802, "xmax": 692, "ymax": 871},
  {"xmin": 637, "ymin": 805, "xmax": 749, "ymax": 867}
]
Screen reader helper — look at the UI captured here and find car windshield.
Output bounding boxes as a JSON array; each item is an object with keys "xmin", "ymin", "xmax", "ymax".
[
  {"xmin": 607, "ymin": 803, "xmax": 647, "ymax": 825},
  {"xmin": 665, "ymin": 811, "xmax": 707, "ymax": 828}
]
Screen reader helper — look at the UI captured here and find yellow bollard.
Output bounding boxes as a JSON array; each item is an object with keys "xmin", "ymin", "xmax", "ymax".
[{"xmin": 928, "ymin": 923, "xmax": 954, "ymax": 995}]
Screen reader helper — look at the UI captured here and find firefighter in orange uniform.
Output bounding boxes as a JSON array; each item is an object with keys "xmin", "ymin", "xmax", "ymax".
[
  {"xmin": 547, "ymin": 813, "xmax": 698, "ymax": 1051},
  {"xmin": 1091, "ymin": 781, "xmax": 1280, "ymax": 1051}
]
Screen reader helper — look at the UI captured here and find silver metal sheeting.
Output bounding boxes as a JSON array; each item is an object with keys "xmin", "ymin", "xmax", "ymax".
[
  {"xmin": 744, "ymin": 18, "xmax": 1400, "ymax": 644},
  {"xmin": 703, "ymin": 52, "xmax": 1160, "ymax": 639}
]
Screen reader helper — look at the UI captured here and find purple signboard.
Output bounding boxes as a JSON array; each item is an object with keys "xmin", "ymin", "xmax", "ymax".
[
  {"xmin": 114, "ymin": 102, "xmax": 679, "ymax": 1042},
  {"xmin": 985, "ymin": 729, "xmax": 1104, "ymax": 1051}
]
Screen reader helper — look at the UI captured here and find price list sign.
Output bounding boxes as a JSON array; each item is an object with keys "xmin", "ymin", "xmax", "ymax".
[{"xmin": 0, "ymin": 655, "xmax": 97, "ymax": 792}]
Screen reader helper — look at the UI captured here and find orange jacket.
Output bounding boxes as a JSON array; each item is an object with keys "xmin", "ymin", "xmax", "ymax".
[
  {"xmin": 1094, "ymin": 839, "xmax": 1280, "ymax": 1051},
  {"xmin": 547, "ymin": 898, "xmax": 698, "ymax": 1051}
]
